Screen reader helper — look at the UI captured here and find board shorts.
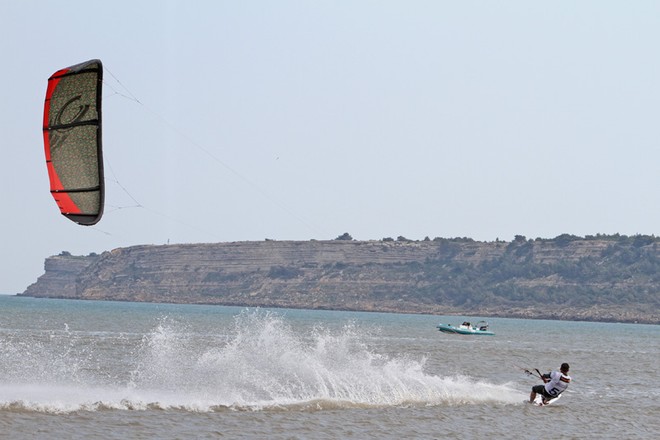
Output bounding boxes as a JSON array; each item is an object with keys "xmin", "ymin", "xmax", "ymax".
[{"xmin": 532, "ymin": 384, "xmax": 553, "ymax": 399}]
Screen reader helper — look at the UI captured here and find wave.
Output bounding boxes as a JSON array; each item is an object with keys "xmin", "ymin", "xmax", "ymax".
[{"xmin": 0, "ymin": 309, "xmax": 521, "ymax": 413}]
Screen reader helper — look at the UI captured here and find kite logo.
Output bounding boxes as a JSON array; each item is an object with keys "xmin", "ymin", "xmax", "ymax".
[
  {"xmin": 56, "ymin": 95, "xmax": 90, "ymax": 126},
  {"xmin": 50, "ymin": 95, "xmax": 89, "ymax": 152}
]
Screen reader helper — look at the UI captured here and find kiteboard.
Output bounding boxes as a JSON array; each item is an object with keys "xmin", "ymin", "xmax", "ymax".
[{"xmin": 530, "ymin": 394, "xmax": 561, "ymax": 406}]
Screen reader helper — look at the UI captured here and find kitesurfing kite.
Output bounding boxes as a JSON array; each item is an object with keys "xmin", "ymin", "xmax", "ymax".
[{"xmin": 43, "ymin": 59, "xmax": 104, "ymax": 225}]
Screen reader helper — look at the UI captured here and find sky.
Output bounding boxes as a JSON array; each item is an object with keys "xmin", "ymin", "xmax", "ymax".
[{"xmin": 1, "ymin": 0, "xmax": 659, "ymax": 293}]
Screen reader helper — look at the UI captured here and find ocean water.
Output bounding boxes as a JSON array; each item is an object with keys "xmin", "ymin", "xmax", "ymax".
[{"xmin": 0, "ymin": 296, "xmax": 658, "ymax": 439}]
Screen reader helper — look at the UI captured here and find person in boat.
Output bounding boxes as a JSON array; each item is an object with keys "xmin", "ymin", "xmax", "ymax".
[
  {"xmin": 529, "ymin": 363, "xmax": 571, "ymax": 404},
  {"xmin": 460, "ymin": 321, "xmax": 471, "ymax": 329}
]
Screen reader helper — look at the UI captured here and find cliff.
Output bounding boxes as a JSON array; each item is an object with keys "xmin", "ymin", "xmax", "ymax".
[{"xmin": 21, "ymin": 236, "xmax": 660, "ymax": 324}]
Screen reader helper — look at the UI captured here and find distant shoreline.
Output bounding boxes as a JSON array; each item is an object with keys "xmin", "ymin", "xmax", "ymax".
[
  {"xmin": 20, "ymin": 237, "xmax": 659, "ymax": 325},
  {"xmin": 6, "ymin": 293, "xmax": 658, "ymax": 325}
]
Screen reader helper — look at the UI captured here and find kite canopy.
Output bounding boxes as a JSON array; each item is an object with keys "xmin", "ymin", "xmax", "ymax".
[{"xmin": 43, "ymin": 59, "xmax": 104, "ymax": 225}]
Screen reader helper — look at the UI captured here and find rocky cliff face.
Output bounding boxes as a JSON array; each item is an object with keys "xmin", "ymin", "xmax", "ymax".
[
  {"xmin": 24, "ymin": 254, "xmax": 100, "ymax": 298},
  {"xmin": 24, "ymin": 240, "xmax": 463, "ymax": 304},
  {"xmin": 21, "ymin": 238, "xmax": 659, "ymax": 324}
]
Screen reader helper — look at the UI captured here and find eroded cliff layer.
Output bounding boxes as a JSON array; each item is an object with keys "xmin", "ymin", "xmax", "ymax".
[{"xmin": 21, "ymin": 238, "xmax": 659, "ymax": 324}]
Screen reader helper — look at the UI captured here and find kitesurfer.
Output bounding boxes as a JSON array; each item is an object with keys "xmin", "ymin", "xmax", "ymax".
[{"xmin": 529, "ymin": 363, "xmax": 571, "ymax": 404}]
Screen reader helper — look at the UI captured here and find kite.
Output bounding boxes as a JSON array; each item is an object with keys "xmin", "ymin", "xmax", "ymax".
[{"xmin": 43, "ymin": 59, "xmax": 104, "ymax": 225}]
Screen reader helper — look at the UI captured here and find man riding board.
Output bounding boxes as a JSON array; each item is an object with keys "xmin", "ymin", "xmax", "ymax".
[{"xmin": 529, "ymin": 363, "xmax": 571, "ymax": 404}]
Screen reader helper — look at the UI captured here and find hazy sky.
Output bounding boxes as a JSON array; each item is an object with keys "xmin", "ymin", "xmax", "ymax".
[{"xmin": 2, "ymin": 1, "xmax": 659, "ymax": 293}]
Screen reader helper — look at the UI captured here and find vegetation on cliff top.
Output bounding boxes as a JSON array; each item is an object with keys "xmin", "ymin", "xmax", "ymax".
[{"xmin": 328, "ymin": 233, "xmax": 659, "ymax": 312}]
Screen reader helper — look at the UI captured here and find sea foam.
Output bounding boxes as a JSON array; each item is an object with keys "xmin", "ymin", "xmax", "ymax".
[{"xmin": 1, "ymin": 309, "xmax": 521, "ymax": 412}]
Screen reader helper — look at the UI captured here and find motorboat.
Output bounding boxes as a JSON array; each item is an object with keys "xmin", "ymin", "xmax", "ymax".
[{"xmin": 437, "ymin": 320, "xmax": 494, "ymax": 336}]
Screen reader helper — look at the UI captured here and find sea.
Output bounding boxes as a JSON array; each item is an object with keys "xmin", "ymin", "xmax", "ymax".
[{"xmin": 0, "ymin": 296, "xmax": 658, "ymax": 439}]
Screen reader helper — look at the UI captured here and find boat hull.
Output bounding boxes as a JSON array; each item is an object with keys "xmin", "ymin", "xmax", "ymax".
[{"xmin": 437, "ymin": 324, "xmax": 495, "ymax": 336}]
